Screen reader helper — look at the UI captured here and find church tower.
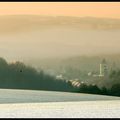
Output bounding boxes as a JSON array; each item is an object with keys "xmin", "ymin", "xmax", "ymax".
[{"xmin": 99, "ymin": 59, "xmax": 108, "ymax": 77}]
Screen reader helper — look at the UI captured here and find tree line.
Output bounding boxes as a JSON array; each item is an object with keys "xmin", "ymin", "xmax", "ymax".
[
  {"xmin": 75, "ymin": 83, "xmax": 120, "ymax": 97},
  {"xmin": 0, "ymin": 57, "xmax": 75, "ymax": 92},
  {"xmin": 0, "ymin": 57, "xmax": 119, "ymax": 97}
]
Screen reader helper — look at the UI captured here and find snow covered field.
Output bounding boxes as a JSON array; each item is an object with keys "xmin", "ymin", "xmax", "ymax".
[
  {"xmin": 0, "ymin": 89, "xmax": 119, "ymax": 118},
  {"xmin": 0, "ymin": 101, "xmax": 120, "ymax": 118}
]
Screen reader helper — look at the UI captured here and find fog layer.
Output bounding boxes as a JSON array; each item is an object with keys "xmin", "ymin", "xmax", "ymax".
[{"xmin": 0, "ymin": 15, "xmax": 120, "ymax": 62}]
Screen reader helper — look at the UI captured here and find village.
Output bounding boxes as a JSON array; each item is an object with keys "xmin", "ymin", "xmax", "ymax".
[{"xmin": 55, "ymin": 59, "xmax": 109, "ymax": 88}]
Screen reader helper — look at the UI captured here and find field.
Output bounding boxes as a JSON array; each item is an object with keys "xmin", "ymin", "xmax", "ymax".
[{"xmin": 0, "ymin": 89, "xmax": 119, "ymax": 118}]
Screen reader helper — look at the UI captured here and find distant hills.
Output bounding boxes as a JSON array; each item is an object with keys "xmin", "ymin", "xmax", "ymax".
[{"xmin": 0, "ymin": 15, "xmax": 120, "ymax": 34}]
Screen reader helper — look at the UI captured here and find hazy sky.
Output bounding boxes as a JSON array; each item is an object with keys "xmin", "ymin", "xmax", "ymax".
[{"xmin": 0, "ymin": 2, "xmax": 120, "ymax": 19}]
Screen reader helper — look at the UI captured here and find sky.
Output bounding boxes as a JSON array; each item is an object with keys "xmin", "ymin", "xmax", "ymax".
[{"xmin": 0, "ymin": 2, "xmax": 120, "ymax": 19}]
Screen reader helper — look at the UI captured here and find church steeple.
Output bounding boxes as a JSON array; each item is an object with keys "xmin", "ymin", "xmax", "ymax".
[{"xmin": 99, "ymin": 58, "xmax": 108, "ymax": 77}]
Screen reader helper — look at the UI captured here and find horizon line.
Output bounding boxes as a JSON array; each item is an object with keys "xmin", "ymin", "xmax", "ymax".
[{"xmin": 0, "ymin": 14, "xmax": 119, "ymax": 20}]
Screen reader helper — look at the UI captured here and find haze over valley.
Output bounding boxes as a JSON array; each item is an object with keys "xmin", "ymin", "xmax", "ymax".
[{"xmin": 0, "ymin": 15, "xmax": 120, "ymax": 64}]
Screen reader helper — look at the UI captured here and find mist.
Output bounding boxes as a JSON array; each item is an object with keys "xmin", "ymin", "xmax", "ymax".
[{"xmin": 0, "ymin": 15, "xmax": 120, "ymax": 62}]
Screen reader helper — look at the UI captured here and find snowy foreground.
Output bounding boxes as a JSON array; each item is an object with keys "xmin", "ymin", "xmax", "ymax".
[
  {"xmin": 0, "ymin": 89, "xmax": 119, "ymax": 118},
  {"xmin": 0, "ymin": 101, "xmax": 120, "ymax": 118}
]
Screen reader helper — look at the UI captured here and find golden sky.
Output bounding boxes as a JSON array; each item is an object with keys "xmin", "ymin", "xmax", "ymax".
[{"xmin": 0, "ymin": 2, "xmax": 120, "ymax": 18}]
